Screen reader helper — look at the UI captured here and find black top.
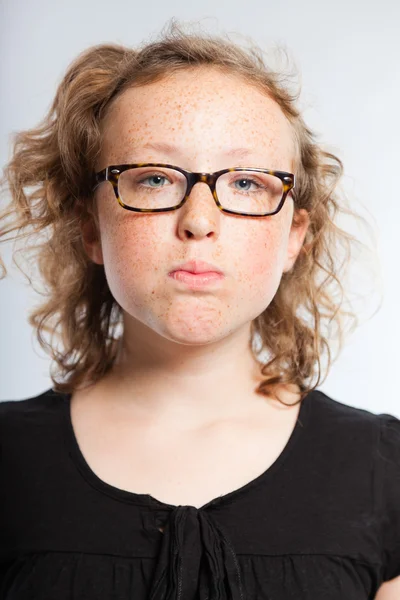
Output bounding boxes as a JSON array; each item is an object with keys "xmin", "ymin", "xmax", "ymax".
[{"xmin": 0, "ymin": 387, "xmax": 399, "ymax": 599}]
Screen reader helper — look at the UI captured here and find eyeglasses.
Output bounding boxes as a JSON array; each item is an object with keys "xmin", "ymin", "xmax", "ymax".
[{"xmin": 92, "ymin": 163, "xmax": 295, "ymax": 217}]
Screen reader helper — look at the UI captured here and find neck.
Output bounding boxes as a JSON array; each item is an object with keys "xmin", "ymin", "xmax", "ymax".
[{"xmin": 94, "ymin": 322, "xmax": 274, "ymax": 427}]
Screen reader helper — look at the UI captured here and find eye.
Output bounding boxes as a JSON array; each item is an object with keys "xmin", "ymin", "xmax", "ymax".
[
  {"xmin": 231, "ymin": 177, "xmax": 262, "ymax": 192},
  {"xmin": 138, "ymin": 174, "xmax": 170, "ymax": 188}
]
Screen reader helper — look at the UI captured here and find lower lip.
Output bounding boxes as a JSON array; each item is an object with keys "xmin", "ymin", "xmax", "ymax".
[{"xmin": 169, "ymin": 270, "xmax": 224, "ymax": 289}]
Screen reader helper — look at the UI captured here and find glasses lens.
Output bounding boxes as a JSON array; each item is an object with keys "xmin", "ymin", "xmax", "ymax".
[
  {"xmin": 216, "ymin": 171, "xmax": 284, "ymax": 215},
  {"xmin": 118, "ymin": 167, "xmax": 187, "ymax": 209}
]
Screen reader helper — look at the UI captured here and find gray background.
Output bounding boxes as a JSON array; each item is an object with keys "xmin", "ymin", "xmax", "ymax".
[{"xmin": 1, "ymin": 0, "xmax": 399, "ymax": 415}]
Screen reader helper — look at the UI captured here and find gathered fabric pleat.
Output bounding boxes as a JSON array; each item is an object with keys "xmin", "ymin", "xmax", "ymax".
[{"xmin": 147, "ymin": 506, "xmax": 246, "ymax": 600}]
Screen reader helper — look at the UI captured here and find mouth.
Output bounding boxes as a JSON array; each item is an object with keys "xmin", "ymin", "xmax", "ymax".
[
  {"xmin": 170, "ymin": 260, "xmax": 224, "ymax": 276},
  {"xmin": 168, "ymin": 270, "xmax": 225, "ymax": 289}
]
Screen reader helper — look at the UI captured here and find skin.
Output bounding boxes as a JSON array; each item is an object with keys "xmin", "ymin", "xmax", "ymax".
[{"xmin": 80, "ymin": 66, "xmax": 310, "ymax": 430}]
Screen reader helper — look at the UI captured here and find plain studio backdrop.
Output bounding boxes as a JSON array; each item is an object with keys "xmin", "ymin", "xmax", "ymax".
[{"xmin": 0, "ymin": 0, "xmax": 399, "ymax": 415}]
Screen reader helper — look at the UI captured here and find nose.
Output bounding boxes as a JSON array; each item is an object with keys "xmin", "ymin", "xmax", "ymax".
[
  {"xmin": 177, "ymin": 180, "xmax": 220, "ymax": 239},
  {"xmin": 183, "ymin": 178, "xmax": 214, "ymax": 205},
  {"xmin": 184, "ymin": 175, "xmax": 217, "ymax": 207}
]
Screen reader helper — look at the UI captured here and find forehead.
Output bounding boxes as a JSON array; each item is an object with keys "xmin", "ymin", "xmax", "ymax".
[{"xmin": 99, "ymin": 67, "xmax": 295, "ymax": 168}]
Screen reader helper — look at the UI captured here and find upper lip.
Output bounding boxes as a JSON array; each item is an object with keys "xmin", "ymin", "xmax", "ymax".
[{"xmin": 171, "ymin": 260, "xmax": 224, "ymax": 275}]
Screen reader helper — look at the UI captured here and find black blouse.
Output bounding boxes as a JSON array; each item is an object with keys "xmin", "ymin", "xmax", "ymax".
[{"xmin": 0, "ymin": 387, "xmax": 399, "ymax": 599}]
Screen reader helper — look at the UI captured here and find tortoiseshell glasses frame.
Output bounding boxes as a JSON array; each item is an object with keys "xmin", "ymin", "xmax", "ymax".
[{"xmin": 92, "ymin": 163, "xmax": 296, "ymax": 217}]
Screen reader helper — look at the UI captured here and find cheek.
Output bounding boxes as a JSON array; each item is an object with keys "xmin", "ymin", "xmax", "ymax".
[
  {"xmin": 99, "ymin": 214, "xmax": 163, "ymax": 303},
  {"xmin": 240, "ymin": 225, "xmax": 286, "ymax": 287}
]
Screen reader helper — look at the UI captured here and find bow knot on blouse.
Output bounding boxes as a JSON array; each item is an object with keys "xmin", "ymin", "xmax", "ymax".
[{"xmin": 148, "ymin": 505, "xmax": 245, "ymax": 600}]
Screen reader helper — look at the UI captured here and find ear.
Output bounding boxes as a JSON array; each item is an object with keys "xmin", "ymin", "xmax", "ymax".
[
  {"xmin": 80, "ymin": 215, "xmax": 104, "ymax": 265},
  {"xmin": 283, "ymin": 208, "xmax": 310, "ymax": 273}
]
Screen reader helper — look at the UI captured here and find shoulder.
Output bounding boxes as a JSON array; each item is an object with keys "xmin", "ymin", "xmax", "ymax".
[
  {"xmin": 0, "ymin": 388, "xmax": 66, "ymax": 412},
  {"xmin": 305, "ymin": 390, "xmax": 399, "ymax": 482},
  {"xmin": 310, "ymin": 389, "xmax": 384, "ymax": 421},
  {"xmin": 0, "ymin": 389, "xmax": 70, "ymax": 499},
  {"xmin": 308, "ymin": 391, "xmax": 400, "ymax": 583},
  {"xmin": 0, "ymin": 388, "xmax": 68, "ymax": 442},
  {"xmin": 314, "ymin": 390, "xmax": 400, "ymax": 451},
  {"xmin": 308, "ymin": 389, "xmax": 388, "ymax": 442}
]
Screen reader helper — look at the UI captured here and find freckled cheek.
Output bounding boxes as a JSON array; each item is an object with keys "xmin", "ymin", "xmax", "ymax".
[
  {"xmin": 240, "ymin": 230, "xmax": 283, "ymax": 282},
  {"xmin": 100, "ymin": 221, "xmax": 161, "ymax": 295}
]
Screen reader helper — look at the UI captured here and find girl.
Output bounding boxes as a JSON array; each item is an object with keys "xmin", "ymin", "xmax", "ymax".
[{"xmin": 1, "ymin": 21, "xmax": 399, "ymax": 600}]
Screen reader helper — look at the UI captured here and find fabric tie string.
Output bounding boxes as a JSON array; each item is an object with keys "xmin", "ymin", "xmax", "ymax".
[{"xmin": 148, "ymin": 505, "xmax": 246, "ymax": 600}]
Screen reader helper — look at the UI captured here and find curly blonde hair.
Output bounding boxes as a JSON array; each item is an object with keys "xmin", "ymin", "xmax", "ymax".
[{"xmin": 0, "ymin": 20, "xmax": 381, "ymax": 405}]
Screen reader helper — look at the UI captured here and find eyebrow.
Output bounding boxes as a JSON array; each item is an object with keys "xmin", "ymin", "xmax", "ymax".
[{"xmin": 139, "ymin": 141, "xmax": 256, "ymax": 159}]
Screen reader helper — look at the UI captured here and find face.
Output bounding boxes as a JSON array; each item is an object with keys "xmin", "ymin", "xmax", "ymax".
[{"xmin": 82, "ymin": 67, "xmax": 309, "ymax": 347}]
